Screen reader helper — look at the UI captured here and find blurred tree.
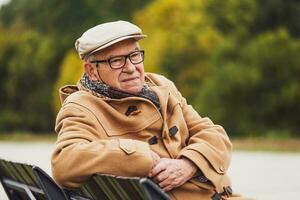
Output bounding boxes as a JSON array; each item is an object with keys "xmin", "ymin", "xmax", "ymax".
[
  {"xmin": 0, "ymin": 0, "xmax": 153, "ymax": 57},
  {"xmin": 252, "ymin": 0, "xmax": 300, "ymax": 37},
  {"xmin": 135, "ymin": 0, "xmax": 223, "ymax": 102},
  {"xmin": 206, "ymin": 0, "xmax": 257, "ymax": 35},
  {"xmin": 52, "ymin": 50, "xmax": 83, "ymax": 113},
  {"xmin": 0, "ymin": 27, "xmax": 57, "ymax": 132},
  {"xmin": 197, "ymin": 0, "xmax": 300, "ymax": 137},
  {"xmin": 136, "ymin": 0, "xmax": 300, "ymax": 137},
  {"xmin": 0, "ymin": 0, "xmax": 153, "ymax": 132},
  {"xmin": 196, "ymin": 29, "xmax": 300, "ymax": 137},
  {"xmin": 206, "ymin": 0, "xmax": 300, "ymax": 38},
  {"xmin": 1, "ymin": 0, "xmax": 300, "ymax": 137}
]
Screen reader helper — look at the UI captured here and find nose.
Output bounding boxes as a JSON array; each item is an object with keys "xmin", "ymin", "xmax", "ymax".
[{"xmin": 122, "ymin": 57, "xmax": 135, "ymax": 73}]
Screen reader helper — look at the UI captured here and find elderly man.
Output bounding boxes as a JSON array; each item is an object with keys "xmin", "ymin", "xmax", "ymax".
[{"xmin": 52, "ymin": 20, "xmax": 247, "ymax": 200}]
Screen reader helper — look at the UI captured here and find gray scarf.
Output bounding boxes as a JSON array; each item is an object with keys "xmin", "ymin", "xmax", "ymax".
[{"xmin": 80, "ymin": 73, "xmax": 161, "ymax": 111}]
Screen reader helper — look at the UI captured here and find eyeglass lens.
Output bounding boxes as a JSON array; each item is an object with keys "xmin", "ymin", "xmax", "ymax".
[{"xmin": 109, "ymin": 51, "xmax": 144, "ymax": 69}]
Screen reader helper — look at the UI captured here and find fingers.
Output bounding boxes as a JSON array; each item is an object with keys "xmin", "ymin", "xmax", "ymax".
[
  {"xmin": 152, "ymin": 169, "xmax": 169, "ymax": 183},
  {"xmin": 149, "ymin": 158, "xmax": 168, "ymax": 177},
  {"xmin": 149, "ymin": 158, "xmax": 196, "ymax": 192},
  {"xmin": 159, "ymin": 174, "xmax": 181, "ymax": 192}
]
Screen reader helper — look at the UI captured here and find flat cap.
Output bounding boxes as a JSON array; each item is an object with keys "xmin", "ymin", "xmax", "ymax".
[{"xmin": 75, "ymin": 20, "xmax": 147, "ymax": 60}]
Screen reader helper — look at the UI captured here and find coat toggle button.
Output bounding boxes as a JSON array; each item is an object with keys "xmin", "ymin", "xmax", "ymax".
[
  {"xmin": 169, "ymin": 126, "xmax": 178, "ymax": 137},
  {"xmin": 125, "ymin": 105, "xmax": 138, "ymax": 116},
  {"xmin": 148, "ymin": 136, "xmax": 158, "ymax": 145}
]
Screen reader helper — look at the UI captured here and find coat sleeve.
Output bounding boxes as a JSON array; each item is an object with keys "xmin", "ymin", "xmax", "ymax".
[
  {"xmin": 51, "ymin": 103, "xmax": 153, "ymax": 188},
  {"xmin": 169, "ymin": 82, "xmax": 232, "ymax": 188}
]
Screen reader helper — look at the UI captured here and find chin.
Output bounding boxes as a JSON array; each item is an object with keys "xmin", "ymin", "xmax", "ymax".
[{"xmin": 125, "ymin": 86, "xmax": 143, "ymax": 94}]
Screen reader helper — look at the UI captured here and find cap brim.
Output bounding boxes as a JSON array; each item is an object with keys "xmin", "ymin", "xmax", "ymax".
[{"xmin": 85, "ymin": 34, "xmax": 147, "ymax": 59}]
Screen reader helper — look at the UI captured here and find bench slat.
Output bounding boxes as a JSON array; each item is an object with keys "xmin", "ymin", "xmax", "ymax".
[
  {"xmin": 22, "ymin": 164, "xmax": 41, "ymax": 187},
  {"xmin": 14, "ymin": 163, "xmax": 37, "ymax": 187}
]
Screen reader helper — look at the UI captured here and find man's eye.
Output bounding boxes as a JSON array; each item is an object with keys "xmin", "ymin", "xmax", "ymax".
[
  {"xmin": 130, "ymin": 52, "xmax": 141, "ymax": 60},
  {"xmin": 110, "ymin": 57, "xmax": 123, "ymax": 65}
]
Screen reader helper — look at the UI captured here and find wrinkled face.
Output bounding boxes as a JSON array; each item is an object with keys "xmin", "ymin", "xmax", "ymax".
[{"xmin": 84, "ymin": 39, "xmax": 145, "ymax": 94}]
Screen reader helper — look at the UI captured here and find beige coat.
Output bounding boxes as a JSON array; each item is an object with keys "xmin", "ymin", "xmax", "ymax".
[{"xmin": 52, "ymin": 73, "xmax": 239, "ymax": 200}]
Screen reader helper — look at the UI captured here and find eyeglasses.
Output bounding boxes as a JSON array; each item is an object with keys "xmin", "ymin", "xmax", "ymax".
[{"xmin": 90, "ymin": 50, "xmax": 145, "ymax": 69}]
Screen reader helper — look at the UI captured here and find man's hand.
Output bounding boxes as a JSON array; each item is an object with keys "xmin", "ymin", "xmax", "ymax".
[{"xmin": 148, "ymin": 157, "xmax": 198, "ymax": 191}]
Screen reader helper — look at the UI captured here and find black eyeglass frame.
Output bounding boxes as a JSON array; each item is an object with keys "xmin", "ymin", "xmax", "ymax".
[{"xmin": 90, "ymin": 50, "xmax": 145, "ymax": 69}]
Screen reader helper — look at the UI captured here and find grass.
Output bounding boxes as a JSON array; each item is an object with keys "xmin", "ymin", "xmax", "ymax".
[
  {"xmin": 232, "ymin": 138, "xmax": 300, "ymax": 152},
  {"xmin": 0, "ymin": 132, "xmax": 56, "ymax": 142},
  {"xmin": 1, "ymin": 132, "xmax": 300, "ymax": 152}
]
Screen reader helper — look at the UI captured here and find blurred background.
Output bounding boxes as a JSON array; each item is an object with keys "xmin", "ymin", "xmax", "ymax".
[
  {"xmin": 0, "ymin": 0, "xmax": 300, "ymax": 140},
  {"xmin": 0, "ymin": 1, "xmax": 300, "ymax": 199}
]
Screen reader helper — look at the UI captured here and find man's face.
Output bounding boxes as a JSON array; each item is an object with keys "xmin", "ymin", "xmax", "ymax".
[{"xmin": 86, "ymin": 39, "xmax": 145, "ymax": 94}]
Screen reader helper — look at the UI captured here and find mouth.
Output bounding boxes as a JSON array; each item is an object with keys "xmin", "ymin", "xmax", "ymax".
[{"xmin": 121, "ymin": 76, "xmax": 139, "ymax": 82}]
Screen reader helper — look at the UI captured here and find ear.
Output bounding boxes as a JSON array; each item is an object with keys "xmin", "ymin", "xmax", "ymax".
[{"xmin": 84, "ymin": 63, "xmax": 98, "ymax": 81}]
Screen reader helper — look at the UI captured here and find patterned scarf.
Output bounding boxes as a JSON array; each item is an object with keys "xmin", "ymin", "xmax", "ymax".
[{"xmin": 79, "ymin": 73, "xmax": 161, "ymax": 111}]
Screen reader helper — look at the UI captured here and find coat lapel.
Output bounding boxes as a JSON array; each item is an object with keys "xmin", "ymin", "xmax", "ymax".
[{"xmin": 150, "ymin": 85, "xmax": 170, "ymax": 125}]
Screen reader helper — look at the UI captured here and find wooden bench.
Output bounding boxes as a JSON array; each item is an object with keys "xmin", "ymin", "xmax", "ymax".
[
  {"xmin": 0, "ymin": 158, "xmax": 170, "ymax": 200},
  {"xmin": 65, "ymin": 174, "xmax": 170, "ymax": 200},
  {"xmin": 0, "ymin": 158, "xmax": 67, "ymax": 200}
]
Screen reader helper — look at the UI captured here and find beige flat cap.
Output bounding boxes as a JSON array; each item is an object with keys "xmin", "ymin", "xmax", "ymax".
[{"xmin": 75, "ymin": 20, "xmax": 147, "ymax": 60}]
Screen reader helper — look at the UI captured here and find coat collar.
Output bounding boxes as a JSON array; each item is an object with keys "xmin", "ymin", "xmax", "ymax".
[
  {"xmin": 150, "ymin": 85, "xmax": 170, "ymax": 121},
  {"xmin": 59, "ymin": 73, "xmax": 172, "ymax": 121}
]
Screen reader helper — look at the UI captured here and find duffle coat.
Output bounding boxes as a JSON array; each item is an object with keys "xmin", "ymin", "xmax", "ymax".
[{"xmin": 52, "ymin": 73, "xmax": 235, "ymax": 200}]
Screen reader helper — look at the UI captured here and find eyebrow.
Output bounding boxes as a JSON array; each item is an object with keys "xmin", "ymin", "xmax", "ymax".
[{"xmin": 108, "ymin": 47, "xmax": 140, "ymax": 59}]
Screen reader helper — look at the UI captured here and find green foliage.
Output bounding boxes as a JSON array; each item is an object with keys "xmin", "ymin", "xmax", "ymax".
[
  {"xmin": 52, "ymin": 50, "xmax": 83, "ymax": 113},
  {"xmin": 135, "ymin": 0, "xmax": 223, "ymax": 102},
  {"xmin": 0, "ymin": 0, "xmax": 153, "ymax": 50},
  {"xmin": 136, "ymin": 0, "xmax": 300, "ymax": 137},
  {"xmin": 0, "ymin": 27, "xmax": 57, "ymax": 131},
  {"xmin": 1, "ymin": 0, "xmax": 300, "ymax": 138},
  {"xmin": 253, "ymin": 0, "xmax": 300, "ymax": 36},
  {"xmin": 196, "ymin": 29, "xmax": 300, "ymax": 137},
  {"xmin": 0, "ymin": 0, "xmax": 152, "ymax": 132},
  {"xmin": 206, "ymin": 0, "xmax": 257, "ymax": 34}
]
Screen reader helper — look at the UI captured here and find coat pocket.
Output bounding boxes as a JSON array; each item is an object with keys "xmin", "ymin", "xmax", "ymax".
[{"xmin": 119, "ymin": 139, "xmax": 136, "ymax": 154}]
